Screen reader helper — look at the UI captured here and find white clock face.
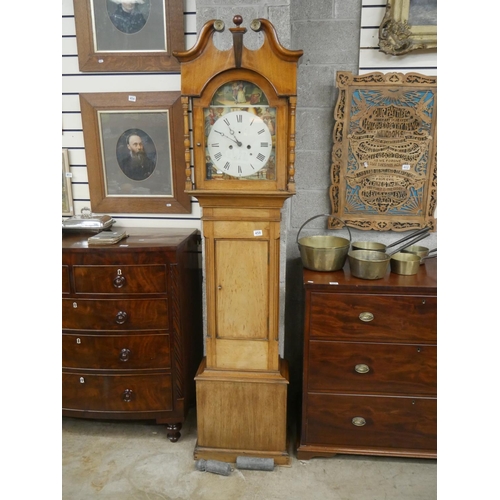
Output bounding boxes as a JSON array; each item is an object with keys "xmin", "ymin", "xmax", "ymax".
[{"xmin": 207, "ymin": 110, "xmax": 272, "ymax": 178}]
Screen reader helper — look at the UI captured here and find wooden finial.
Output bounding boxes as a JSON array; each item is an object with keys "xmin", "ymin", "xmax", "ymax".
[{"xmin": 229, "ymin": 15, "xmax": 246, "ymax": 68}]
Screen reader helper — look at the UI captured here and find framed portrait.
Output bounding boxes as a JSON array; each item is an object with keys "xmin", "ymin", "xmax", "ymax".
[
  {"xmin": 379, "ymin": 0, "xmax": 437, "ymax": 56},
  {"xmin": 79, "ymin": 91, "xmax": 191, "ymax": 214},
  {"xmin": 73, "ymin": 0, "xmax": 184, "ymax": 72},
  {"xmin": 62, "ymin": 149, "xmax": 75, "ymax": 216}
]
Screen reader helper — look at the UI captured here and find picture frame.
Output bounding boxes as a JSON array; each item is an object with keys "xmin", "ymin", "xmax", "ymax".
[
  {"xmin": 79, "ymin": 91, "xmax": 191, "ymax": 214},
  {"xmin": 62, "ymin": 149, "xmax": 75, "ymax": 216},
  {"xmin": 73, "ymin": 0, "xmax": 184, "ymax": 72},
  {"xmin": 329, "ymin": 71, "xmax": 437, "ymax": 232},
  {"xmin": 379, "ymin": 0, "xmax": 437, "ymax": 56}
]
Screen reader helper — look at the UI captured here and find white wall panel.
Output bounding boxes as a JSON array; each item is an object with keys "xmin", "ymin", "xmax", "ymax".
[
  {"xmin": 62, "ymin": 94, "xmax": 81, "ymax": 112},
  {"xmin": 62, "ymin": 74, "xmax": 182, "ymax": 93},
  {"xmin": 184, "ymin": 12, "xmax": 197, "ymax": 32},
  {"xmin": 359, "ymin": 48, "xmax": 438, "ymax": 70},
  {"xmin": 62, "ymin": 17, "xmax": 76, "ymax": 36},
  {"xmin": 360, "ymin": 28, "xmax": 379, "ymax": 48},
  {"xmin": 71, "ymin": 183, "xmax": 90, "ymax": 200},
  {"xmin": 66, "ymin": 149, "xmax": 86, "ymax": 166},
  {"xmin": 360, "ymin": 5, "xmax": 385, "ymax": 26},
  {"xmin": 62, "ymin": 36, "xmax": 77, "ymax": 56},
  {"xmin": 69, "ymin": 166, "xmax": 88, "ymax": 184},
  {"xmin": 62, "ymin": 112, "xmax": 82, "ymax": 130}
]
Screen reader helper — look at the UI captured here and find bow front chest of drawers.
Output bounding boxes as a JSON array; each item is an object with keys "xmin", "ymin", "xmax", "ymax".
[
  {"xmin": 62, "ymin": 228, "xmax": 202, "ymax": 442},
  {"xmin": 297, "ymin": 258, "xmax": 437, "ymax": 459}
]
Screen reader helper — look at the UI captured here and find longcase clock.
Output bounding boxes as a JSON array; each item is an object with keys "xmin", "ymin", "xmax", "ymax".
[{"xmin": 174, "ymin": 16, "xmax": 302, "ymax": 465}]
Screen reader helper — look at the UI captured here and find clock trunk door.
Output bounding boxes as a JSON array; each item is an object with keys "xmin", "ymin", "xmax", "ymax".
[{"xmin": 214, "ymin": 239, "xmax": 270, "ymax": 370}]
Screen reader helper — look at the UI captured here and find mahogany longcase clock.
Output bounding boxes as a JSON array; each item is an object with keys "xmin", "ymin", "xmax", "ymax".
[{"xmin": 174, "ymin": 16, "xmax": 302, "ymax": 465}]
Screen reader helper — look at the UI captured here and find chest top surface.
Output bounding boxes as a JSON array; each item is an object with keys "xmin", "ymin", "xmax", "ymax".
[
  {"xmin": 303, "ymin": 258, "xmax": 437, "ymax": 294},
  {"xmin": 62, "ymin": 227, "xmax": 199, "ymax": 252}
]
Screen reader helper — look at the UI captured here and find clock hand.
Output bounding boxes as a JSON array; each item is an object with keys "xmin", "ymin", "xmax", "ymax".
[
  {"xmin": 214, "ymin": 129, "xmax": 241, "ymax": 146},
  {"xmin": 227, "ymin": 127, "xmax": 243, "ymax": 147}
]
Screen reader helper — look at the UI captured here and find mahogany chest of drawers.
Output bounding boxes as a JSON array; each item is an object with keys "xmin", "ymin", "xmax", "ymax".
[
  {"xmin": 297, "ymin": 258, "xmax": 437, "ymax": 459},
  {"xmin": 62, "ymin": 228, "xmax": 202, "ymax": 442}
]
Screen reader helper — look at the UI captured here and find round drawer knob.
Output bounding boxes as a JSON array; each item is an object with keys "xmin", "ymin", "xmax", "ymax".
[
  {"xmin": 115, "ymin": 311, "xmax": 128, "ymax": 325},
  {"xmin": 352, "ymin": 417, "xmax": 366, "ymax": 427},
  {"xmin": 122, "ymin": 389, "xmax": 133, "ymax": 402},
  {"xmin": 359, "ymin": 312, "xmax": 374, "ymax": 322},
  {"xmin": 355, "ymin": 363, "xmax": 370, "ymax": 374},
  {"xmin": 119, "ymin": 348, "xmax": 131, "ymax": 362},
  {"xmin": 113, "ymin": 275, "xmax": 126, "ymax": 288}
]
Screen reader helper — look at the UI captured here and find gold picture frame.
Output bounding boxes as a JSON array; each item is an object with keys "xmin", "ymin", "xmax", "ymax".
[
  {"xmin": 73, "ymin": 0, "xmax": 184, "ymax": 72},
  {"xmin": 80, "ymin": 91, "xmax": 191, "ymax": 214},
  {"xmin": 379, "ymin": 0, "xmax": 437, "ymax": 56},
  {"xmin": 62, "ymin": 149, "xmax": 74, "ymax": 217}
]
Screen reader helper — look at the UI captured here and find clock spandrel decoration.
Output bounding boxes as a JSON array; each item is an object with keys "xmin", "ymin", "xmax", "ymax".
[{"xmin": 174, "ymin": 16, "xmax": 302, "ymax": 466}]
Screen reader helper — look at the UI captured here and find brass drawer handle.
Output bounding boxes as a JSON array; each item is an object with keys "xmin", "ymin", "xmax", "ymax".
[
  {"xmin": 113, "ymin": 275, "xmax": 126, "ymax": 288},
  {"xmin": 119, "ymin": 348, "xmax": 131, "ymax": 362},
  {"xmin": 355, "ymin": 363, "xmax": 370, "ymax": 374},
  {"xmin": 115, "ymin": 311, "xmax": 128, "ymax": 325},
  {"xmin": 359, "ymin": 312, "xmax": 374, "ymax": 322},
  {"xmin": 122, "ymin": 389, "xmax": 134, "ymax": 402},
  {"xmin": 352, "ymin": 417, "xmax": 366, "ymax": 427}
]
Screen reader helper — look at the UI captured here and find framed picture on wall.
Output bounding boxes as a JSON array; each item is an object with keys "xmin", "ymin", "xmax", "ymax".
[
  {"xmin": 73, "ymin": 0, "xmax": 184, "ymax": 72},
  {"xmin": 79, "ymin": 91, "xmax": 191, "ymax": 214},
  {"xmin": 62, "ymin": 149, "xmax": 75, "ymax": 216},
  {"xmin": 379, "ymin": 0, "xmax": 437, "ymax": 55},
  {"xmin": 329, "ymin": 71, "xmax": 437, "ymax": 232}
]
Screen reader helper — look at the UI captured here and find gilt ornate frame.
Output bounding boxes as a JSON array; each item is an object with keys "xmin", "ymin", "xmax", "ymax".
[
  {"xmin": 329, "ymin": 71, "xmax": 437, "ymax": 232},
  {"xmin": 379, "ymin": 0, "xmax": 437, "ymax": 56},
  {"xmin": 73, "ymin": 0, "xmax": 184, "ymax": 72}
]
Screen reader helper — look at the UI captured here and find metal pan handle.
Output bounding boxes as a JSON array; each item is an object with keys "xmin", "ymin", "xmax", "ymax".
[
  {"xmin": 385, "ymin": 226, "xmax": 430, "ymax": 249},
  {"xmin": 296, "ymin": 214, "xmax": 351, "ymax": 244},
  {"xmin": 387, "ymin": 231, "xmax": 430, "ymax": 257}
]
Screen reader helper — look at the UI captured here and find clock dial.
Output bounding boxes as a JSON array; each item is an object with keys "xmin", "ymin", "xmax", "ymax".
[
  {"xmin": 207, "ymin": 110, "xmax": 272, "ymax": 178},
  {"xmin": 203, "ymin": 80, "xmax": 277, "ymax": 181}
]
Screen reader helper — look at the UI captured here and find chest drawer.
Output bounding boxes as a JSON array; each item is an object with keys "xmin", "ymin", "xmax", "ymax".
[
  {"xmin": 73, "ymin": 265, "xmax": 167, "ymax": 294},
  {"xmin": 305, "ymin": 394, "xmax": 436, "ymax": 452},
  {"xmin": 308, "ymin": 341, "xmax": 436, "ymax": 396},
  {"xmin": 62, "ymin": 266, "xmax": 70, "ymax": 294},
  {"xmin": 62, "ymin": 372, "xmax": 173, "ymax": 412},
  {"xmin": 62, "ymin": 298, "xmax": 169, "ymax": 331},
  {"xmin": 309, "ymin": 293, "xmax": 436, "ymax": 343},
  {"xmin": 62, "ymin": 333, "xmax": 170, "ymax": 370}
]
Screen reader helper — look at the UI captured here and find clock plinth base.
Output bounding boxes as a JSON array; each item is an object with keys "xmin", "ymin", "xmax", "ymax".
[
  {"xmin": 193, "ymin": 442, "xmax": 291, "ymax": 467},
  {"xmin": 193, "ymin": 357, "xmax": 291, "ymax": 466}
]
